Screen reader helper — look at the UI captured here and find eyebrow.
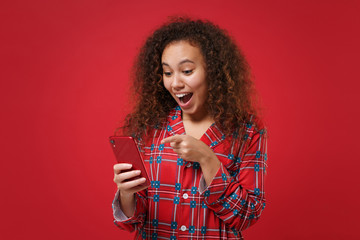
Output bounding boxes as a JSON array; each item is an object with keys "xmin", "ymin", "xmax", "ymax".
[{"xmin": 162, "ymin": 59, "xmax": 195, "ymax": 66}]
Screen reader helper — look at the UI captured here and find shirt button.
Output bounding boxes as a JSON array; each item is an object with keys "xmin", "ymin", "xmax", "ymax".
[
  {"xmin": 183, "ymin": 193, "xmax": 189, "ymax": 199},
  {"xmin": 180, "ymin": 225, "xmax": 187, "ymax": 231},
  {"xmin": 186, "ymin": 163, "xmax": 192, "ymax": 167}
]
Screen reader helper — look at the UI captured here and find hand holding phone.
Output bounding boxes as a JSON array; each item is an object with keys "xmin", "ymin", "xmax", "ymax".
[
  {"xmin": 113, "ymin": 163, "xmax": 148, "ymax": 199},
  {"xmin": 112, "ymin": 162, "xmax": 149, "ymax": 218},
  {"xmin": 110, "ymin": 136, "xmax": 151, "ymax": 188}
]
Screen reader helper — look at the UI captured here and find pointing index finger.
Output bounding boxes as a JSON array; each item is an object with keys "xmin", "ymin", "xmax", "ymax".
[{"xmin": 161, "ymin": 135, "xmax": 182, "ymax": 144}]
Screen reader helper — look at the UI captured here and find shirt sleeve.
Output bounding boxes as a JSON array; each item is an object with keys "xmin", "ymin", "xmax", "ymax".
[
  {"xmin": 112, "ymin": 188, "xmax": 148, "ymax": 232},
  {"xmin": 199, "ymin": 126, "xmax": 268, "ymax": 232}
]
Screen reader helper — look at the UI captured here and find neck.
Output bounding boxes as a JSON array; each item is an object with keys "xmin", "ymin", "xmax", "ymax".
[
  {"xmin": 182, "ymin": 108, "xmax": 213, "ymax": 123},
  {"xmin": 181, "ymin": 108, "xmax": 215, "ymax": 140}
]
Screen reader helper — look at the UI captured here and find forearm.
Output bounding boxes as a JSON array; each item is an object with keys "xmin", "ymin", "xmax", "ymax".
[
  {"xmin": 119, "ymin": 192, "xmax": 136, "ymax": 218},
  {"xmin": 199, "ymin": 151, "xmax": 220, "ymax": 186},
  {"xmin": 112, "ymin": 189, "xmax": 148, "ymax": 232}
]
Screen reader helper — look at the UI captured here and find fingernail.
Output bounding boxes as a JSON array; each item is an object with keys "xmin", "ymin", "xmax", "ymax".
[{"xmin": 136, "ymin": 170, "xmax": 141, "ymax": 174}]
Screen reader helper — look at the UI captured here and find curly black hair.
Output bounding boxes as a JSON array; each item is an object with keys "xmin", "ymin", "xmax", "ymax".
[{"xmin": 117, "ymin": 16, "xmax": 259, "ymax": 138}]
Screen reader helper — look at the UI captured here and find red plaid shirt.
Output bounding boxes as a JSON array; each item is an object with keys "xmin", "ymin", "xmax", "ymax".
[{"xmin": 112, "ymin": 106, "xmax": 268, "ymax": 239}]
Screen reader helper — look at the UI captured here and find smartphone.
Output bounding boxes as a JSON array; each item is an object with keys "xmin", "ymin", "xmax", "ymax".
[{"xmin": 109, "ymin": 136, "xmax": 150, "ymax": 187}]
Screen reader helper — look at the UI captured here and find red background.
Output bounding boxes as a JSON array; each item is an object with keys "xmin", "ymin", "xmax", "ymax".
[{"xmin": 1, "ymin": 0, "xmax": 360, "ymax": 239}]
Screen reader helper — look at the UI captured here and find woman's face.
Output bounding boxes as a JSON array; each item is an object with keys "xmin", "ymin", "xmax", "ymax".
[{"xmin": 162, "ymin": 40, "xmax": 209, "ymax": 120}]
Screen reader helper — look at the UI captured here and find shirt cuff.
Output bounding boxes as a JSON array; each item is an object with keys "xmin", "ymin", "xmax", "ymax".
[
  {"xmin": 199, "ymin": 163, "xmax": 232, "ymax": 205},
  {"xmin": 198, "ymin": 175, "xmax": 207, "ymax": 193},
  {"xmin": 112, "ymin": 189, "xmax": 131, "ymax": 221}
]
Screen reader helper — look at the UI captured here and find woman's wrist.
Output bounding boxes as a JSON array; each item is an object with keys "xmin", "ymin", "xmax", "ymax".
[
  {"xmin": 199, "ymin": 147, "xmax": 218, "ymax": 165},
  {"xmin": 119, "ymin": 190, "xmax": 134, "ymax": 199},
  {"xmin": 119, "ymin": 191, "xmax": 136, "ymax": 218},
  {"xmin": 199, "ymin": 150, "xmax": 220, "ymax": 186}
]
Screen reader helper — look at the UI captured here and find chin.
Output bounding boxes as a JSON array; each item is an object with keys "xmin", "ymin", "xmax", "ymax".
[{"xmin": 181, "ymin": 106, "xmax": 201, "ymax": 116}]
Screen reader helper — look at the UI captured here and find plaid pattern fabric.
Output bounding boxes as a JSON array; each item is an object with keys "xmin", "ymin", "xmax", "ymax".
[{"xmin": 112, "ymin": 106, "xmax": 268, "ymax": 239}]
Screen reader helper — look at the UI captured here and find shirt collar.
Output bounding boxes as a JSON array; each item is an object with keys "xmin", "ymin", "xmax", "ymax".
[{"xmin": 166, "ymin": 106, "xmax": 226, "ymax": 149}]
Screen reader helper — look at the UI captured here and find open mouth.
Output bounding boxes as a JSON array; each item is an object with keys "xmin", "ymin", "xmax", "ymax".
[{"xmin": 176, "ymin": 93, "xmax": 193, "ymax": 104}]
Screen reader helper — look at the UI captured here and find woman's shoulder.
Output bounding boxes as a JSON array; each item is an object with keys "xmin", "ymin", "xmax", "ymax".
[
  {"xmin": 229, "ymin": 114, "xmax": 267, "ymax": 141},
  {"xmin": 247, "ymin": 114, "xmax": 266, "ymax": 133}
]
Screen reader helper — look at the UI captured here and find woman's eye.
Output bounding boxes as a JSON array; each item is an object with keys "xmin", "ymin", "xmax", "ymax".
[
  {"xmin": 163, "ymin": 72, "xmax": 172, "ymax": 76},
  {"xmin": 183, "ymin": 70, "xmax": 193, "ymax": 75}
]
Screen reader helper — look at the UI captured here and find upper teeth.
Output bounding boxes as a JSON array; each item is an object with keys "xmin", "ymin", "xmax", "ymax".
[{"xmin": 176, "ymin": 93, "xmax": 189, "ymax": 98}]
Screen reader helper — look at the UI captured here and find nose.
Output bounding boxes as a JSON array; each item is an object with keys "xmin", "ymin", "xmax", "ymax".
[{"xmin": 171, "ymin": 73, "xmax": 184, "ymax": 90}]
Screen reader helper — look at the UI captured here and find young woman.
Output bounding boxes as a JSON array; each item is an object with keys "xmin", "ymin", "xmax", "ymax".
[{"xmin": 112, "ymin": 17, "xmax": 268, "ymax": 239}]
